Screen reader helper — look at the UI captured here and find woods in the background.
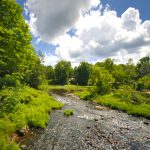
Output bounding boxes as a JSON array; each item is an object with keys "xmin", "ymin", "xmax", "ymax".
[{"xmin": 45, "ymin": 57, "xmax": 150, "ymax": 94}]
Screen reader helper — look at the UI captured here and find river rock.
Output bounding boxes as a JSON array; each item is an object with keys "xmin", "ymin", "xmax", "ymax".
[
  {"xmin": 143, "ymin": 121, "xmax": 149, "ymax": 125},
  {"xmin": 21, "ymin": 145, "xmax": 26, "ymax": 149},
  {"xmin": 94, "ymin": 118, "xmax": 98, "ymax": 121},
  {"xmin": 95, "ymin": 105, "xmax": 105, "ymax": 110}
]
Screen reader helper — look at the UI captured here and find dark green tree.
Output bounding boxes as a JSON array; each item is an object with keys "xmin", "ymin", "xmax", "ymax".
[
  {"xmin": 74, "ymin": 62, "xmax": 91, "ymax": 86},
  {"xmin": 136, "ymin": 56, "xmax": 150, "ymax": 78},
  {"xmin": 54, "ymin": 60, "xmax": 72, "ymax": 85},
  {"xmin": 96, "ymin": 58, "xmax": 114, "ymax": 73}
]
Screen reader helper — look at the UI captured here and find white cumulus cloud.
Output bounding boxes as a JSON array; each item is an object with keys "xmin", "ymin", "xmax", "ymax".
[{"xmin": 25, "ymin": 0, "xmax": 150, "ymax": 66}]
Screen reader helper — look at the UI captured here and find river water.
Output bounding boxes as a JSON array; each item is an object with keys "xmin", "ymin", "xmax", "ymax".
[{"xmin": 24, "ymin": 91, "xmax": 150, "ymax": 150}]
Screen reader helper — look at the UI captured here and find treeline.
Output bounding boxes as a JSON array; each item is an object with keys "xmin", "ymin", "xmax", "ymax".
[{"xmin": 45, "ymin": 57, "xmax": 150, "ymax": 94}]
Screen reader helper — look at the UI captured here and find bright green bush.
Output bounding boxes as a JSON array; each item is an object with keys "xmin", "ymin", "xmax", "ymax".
[
  {"xmin": 95, "ymin": 94, "xmax": 150, "ymax": 119},
  {"xmin": 137, "ymin": 75, "xmax": 150, "ymax": 90},
  {"xmin": 0, "ymin": 86, "xmax": 64, "ymax": 149},
  {"xmin": 89, "ymin": 66, "xmax": 115, "ymax": 95},
  {"xmin": 64, "ymin": 109, "xmax": 74, "ymax": 116},
  {"xmin": 114, "ymin": 86, "xmax": 149, "ymax": 104},
  {"xmin": 0, "ymin": 136, "xmax": 20, "ymax": 150},
  {"xmin": 74, "ymin": 91, "xmax": 93, "ymax": 100}
]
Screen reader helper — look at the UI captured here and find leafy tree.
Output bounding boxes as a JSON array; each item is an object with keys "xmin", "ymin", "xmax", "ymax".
[
  {"xmin": 89, "ymin": 66, "xmax": 115, "ymax": 95},
  {"xmin": 44, "ymin": 65, "xmax": 55, "ymax": 84},
  {"xmin": 54, "ymin": 60, "xmax": 72, "ymax": 85},
  {"xmin": 137, "ymin": 75, "xmax": 150, "ymax": 90},
  {"xmin": 0, "ymin": 0, "xmax": 40, "ymax": 88},
  {"xmin": 74, "ymin": 62, "xmax": 91, "ymax": 86},
  {"xmin": 123, "ymin": 59, "xmax": 136, "ymax": 86},
  {"xmin": 96, "ymin": 58, "xmax": 114, "ymax": 73},
  {"xmin": 136, "ymin": 56, "xmax": 150, "ymax": 78},
  {"xmin": 112, "ymin": 64, "xmax": 127, "ymax": 88}
]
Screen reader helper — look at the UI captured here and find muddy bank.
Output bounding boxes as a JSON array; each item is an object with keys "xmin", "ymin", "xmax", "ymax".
[{"xmin": 24, "ymin": 91, "xmax": 150, "ymax": 150}]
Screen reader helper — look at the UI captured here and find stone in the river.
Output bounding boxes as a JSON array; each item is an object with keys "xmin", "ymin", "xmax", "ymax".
[
  {"xmin": 94, "ymin": 118, "xmax": 98, "ymax": 121},
  {"xmin": 21, "ymin": 145, "xmax": 26, "ymax": 149},
  {"xmin": 87, "ymin": 126, "xmax": 91, "ymax": 129},
  {"xmin": 143, "ymin": 121, "xmax": 149, "ymax": 125},
  {"xmin": 95, "ymin": 106, "xmax": 105, "ymax": 110}
]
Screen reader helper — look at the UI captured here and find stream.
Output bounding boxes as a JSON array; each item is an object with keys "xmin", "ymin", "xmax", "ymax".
[{"xmin": 23, "ymin": 91, "xmax": 150, "ymax": 150}]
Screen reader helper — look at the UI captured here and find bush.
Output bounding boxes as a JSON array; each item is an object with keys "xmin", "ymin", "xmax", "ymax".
[
  {"xmin": 0, "ymin": 74, "xmax": 21, "ymax": 89},
  {"xmin": 64, "ymin": 109, "xmax": 74, "ymax": 116},
  {"xmin": 74, "ymin": 91, "xmax": 94, "ymax": 101},
  {"xmin": 0, "ymin": 86, "xmax": 64, "ymax": 149},
  {"xmin": 137, "ymin": 75, "xmax": 150, "ymax": 90},
  {"xmin": 89, "ymin": 66, "xmax": 115, "ymax": 95},
  {"xmin": 95, "ymin": 94, "xmax": 150, "ymax": 119},
  {"xmin": 114, "ymin": 86, "xmax": 148, "ymax": 104},
  {"xmin": 0, "ymin": 136, "xmax": 20, "ymax": 150}
]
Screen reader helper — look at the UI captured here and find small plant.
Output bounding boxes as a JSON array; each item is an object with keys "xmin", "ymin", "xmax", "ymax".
[{"xmin": 64, "ymin": 109, "xmax": 74, "ymax": 116}]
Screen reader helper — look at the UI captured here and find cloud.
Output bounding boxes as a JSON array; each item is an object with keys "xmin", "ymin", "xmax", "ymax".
[
  {"xmin": 25, "ymin": 0, "xmax": 150, "ymax": 66},
  {"xmin": 54, "ymin": 7, "xmax": 150, "ymax": 65},
  {"xmin": 44, "ymin": 54, "xmax": 59, "ymax": 66},
  {"xmin": 25, "ymin": 0, "xmax": 100, "ymax": 42}
]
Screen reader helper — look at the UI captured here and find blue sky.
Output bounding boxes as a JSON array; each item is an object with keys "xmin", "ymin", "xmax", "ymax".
[
  {"xmin": 101, "ymin": 0, "xmax": 150, "ymax": 21},
  {"xmin": 16, "ymin": 0, "xmax": 150, "ymax": 66}
]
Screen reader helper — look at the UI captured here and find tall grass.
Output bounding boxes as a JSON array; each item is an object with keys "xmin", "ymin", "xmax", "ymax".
[
  {"xmin": 0, "ymin": 86, "xmax": 63, "ymax": 149},
  {"xmin": 74, "ymin": 86, "xmax": 150, "ymax": 119}
]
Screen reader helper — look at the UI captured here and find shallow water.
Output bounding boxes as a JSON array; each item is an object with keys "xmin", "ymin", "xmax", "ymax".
[{"xmin": 24, "ymin": 91, "xmax": 150, "ymax": 150}]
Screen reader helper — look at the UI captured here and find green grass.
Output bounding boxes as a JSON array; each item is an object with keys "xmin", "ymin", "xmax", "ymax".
[
  {"xmin": 0, "ymin": 86, "xmax": 64, "ymax": 150},
  {"xmin": 95, "ymin": 94, "xmax": 150, "ymax": 119},
  {"xmin": 74, "ymin": 90, "xmax": 93, "ymax": 100},
  {"xmin": 94, "ymin": 94, "xmax": 150, "ymax": 119},
  {"xmin": 73, "ymin": 87, "xmax": 150, "ymax": 119},
  {"xmin": 45, "ymin": 85, "xmax": 89, "ymax": 92},
  {"xmin": 64, "ymin": 109, "xmax": 74, "ymax": 116}
]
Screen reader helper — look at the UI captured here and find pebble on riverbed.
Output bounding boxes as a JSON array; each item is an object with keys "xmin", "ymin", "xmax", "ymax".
[
  {"xmin": 95, "ymin": 105, "xmax": 105, "ymax": 110},
  {"xmin": 143, "ymin": 121, "xmax": 149, "ymax": 125}
]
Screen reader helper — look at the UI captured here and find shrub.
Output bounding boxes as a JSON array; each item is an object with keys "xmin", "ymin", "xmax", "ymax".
[
  {"xmin": 137, "ymin": 75, "xmax": 150, "ymax": 90},
  {"xmin": 89, "ymin": 66, "xmax": 115, "ymax": 95},
  {"xmin": 114, "ymin": 86, "xmax": 148, "ymax": 104},
  {"xmin": 0, "ymin": 86, "xmax": 64, "ymax": 149},
  {"xmin": 64, "ymin": 109, "xmax": 74, "ymax": 116}
]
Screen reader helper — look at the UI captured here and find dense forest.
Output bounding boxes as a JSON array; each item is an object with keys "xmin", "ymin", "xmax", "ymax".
[{"xmin": 0, "ymin": 0, "xmax": 150, "ymax": 149}]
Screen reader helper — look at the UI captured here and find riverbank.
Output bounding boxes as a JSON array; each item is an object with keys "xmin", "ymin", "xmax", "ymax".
[
  {"xmin": 75, "ymin": 88, "xmax": 150, "ymax": 119},
  {"xmin": 45, "ymin": 85, "xmax": 150, "ymax": 119},
  {"xmin": 25, "ymin": 91, "xmax": 150, "ymax": 150},
  {"xmin": 0, "ymin": 86, "xmax": 63, "ymax": 150}
]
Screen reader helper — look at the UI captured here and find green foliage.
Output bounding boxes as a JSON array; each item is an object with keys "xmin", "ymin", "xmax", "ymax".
[
  {"xmin": 48, "ymin": 85, "xmax": 89, "ymax": 93},
  {"xmin": 89, "ymin": 66, "xmax": 115, "ymax": 95},
  {"xmin": 114, "ymin": 86, "xmax": 150, "ymax": 104},
  {"xmin": 136, "ymin": 56, "xmax": 150, "ymax": 78},
  {"xmin": 0, "ymin": 0, "xmax": 43, "ymax": 89},
  {"xmin": 95, "ymin": 58, "xmax": 114, "ymax": 73},
  {"xmin": 0, "ymin": 135, "xmax": 20, "ymax": 150},
  {"xmin": 54, "ymin": 61, "xmax": 72, "ymax": 85},
  {"xmin": 137, "ymin": 75, "xmax": 150, "ymax": 90},
  {"xmin": 74, "ymin": 91, "xmax": 93, "ymax": 101},
  {"xmin": 74, "ymin": 62, "xmax": 91, "ymax": 85},
  {"xmin": 112, "ymin": 65, "xmax": 127, "ymax": 88},
  {"xmin": 64, "ymin": 109, "xmax": 74, "ymax": 116},
  {"xmin": 95, "ymin": 94, "xmax": 150, "ymax": 119},
  {"xmin": 0, "ymin": 86, "xmax": 63, "ymax": 149},
  {"xmin": 0, "ymin": 74, "xmax": 21, "ymax": 89}
]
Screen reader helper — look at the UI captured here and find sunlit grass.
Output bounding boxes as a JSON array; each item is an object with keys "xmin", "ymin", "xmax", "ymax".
[
  {"xmin": 47, "ymin": 85, "xmax": 89, "ymax": 91},
  {"xmin": 64, "ymin": 109, "xmax": 74, "ymax": 116},
  {"xmin": 0, "ymin": 86, "xmax": 63, "ymax": 149},
  {"xmin": 74, "ymin": 88, "xmax": 150, "ymax": 119}
]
